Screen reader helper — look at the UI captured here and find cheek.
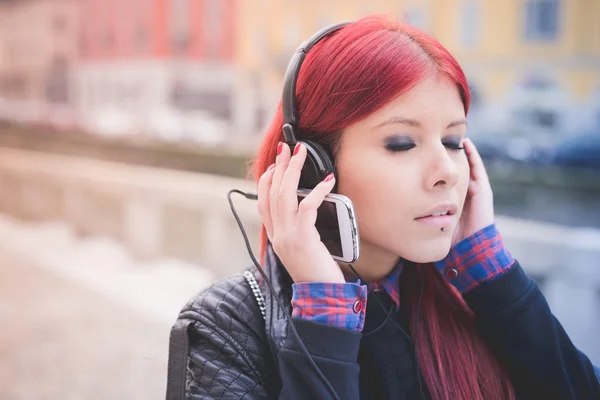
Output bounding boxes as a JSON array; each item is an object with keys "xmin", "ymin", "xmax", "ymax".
[
  {"xmin": 337, "ymin": 157, "xmax": 398, "ymax": 220},
  {"xmin": 337, "ymin": 159, "xmax": 417, "ymax": 237}
]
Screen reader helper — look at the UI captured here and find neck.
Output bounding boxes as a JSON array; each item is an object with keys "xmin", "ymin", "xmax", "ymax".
[{"xmin": 338, "ymin": 240, "xmax": 400, "ymax": 282}]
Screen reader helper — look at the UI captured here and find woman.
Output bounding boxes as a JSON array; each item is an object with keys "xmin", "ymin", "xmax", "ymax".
[{"xmin": 166, "ymin": 16, "xmax": 600, "ymax": 400}]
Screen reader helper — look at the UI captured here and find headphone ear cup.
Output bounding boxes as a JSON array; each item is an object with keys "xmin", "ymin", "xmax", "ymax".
[{"xmin": 298, "ymin": 139, "xmax": 336, "ymax": 191}]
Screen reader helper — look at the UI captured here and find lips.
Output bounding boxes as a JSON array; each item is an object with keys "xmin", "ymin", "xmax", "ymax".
[
  {"xmin": 415, "ymin": 203, "xmax": 457, "ymax": 229},
  {"xmin": 415, "ymin": 203, "xmax": 458, "ymax": 220}
]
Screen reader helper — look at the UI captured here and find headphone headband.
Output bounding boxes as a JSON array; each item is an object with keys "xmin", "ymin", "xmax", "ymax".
[{"xmin": 281, "ymin": 22, "xmax": 351, "ymax": 144}]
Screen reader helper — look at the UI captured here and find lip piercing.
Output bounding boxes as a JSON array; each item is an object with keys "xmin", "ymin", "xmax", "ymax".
[{"xmin": 441, "ymin": 227, "xmax": 446, "ymax": 232}]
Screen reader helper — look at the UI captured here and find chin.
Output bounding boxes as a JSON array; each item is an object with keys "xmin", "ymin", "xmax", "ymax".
[{"xmin": 400, "ymin": 236, "xmax": 452, "ymax": 264}]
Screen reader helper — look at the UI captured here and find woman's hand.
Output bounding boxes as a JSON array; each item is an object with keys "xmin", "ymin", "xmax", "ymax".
[
  {"xmin": 257, "ymin": 141, "xmax": 345, "ymax": 284},
  {"xmin": 452, "ymin": 138, "xmax": 495, "ymax": 245}
]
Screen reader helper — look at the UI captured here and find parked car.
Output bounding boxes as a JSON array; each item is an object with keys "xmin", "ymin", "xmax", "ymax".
[{"xmin": 550, "ymin": 133, "xmax": 600, "ymax": 170}]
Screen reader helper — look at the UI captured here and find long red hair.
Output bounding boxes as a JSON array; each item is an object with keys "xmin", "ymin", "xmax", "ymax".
[{"xmin": 250, "ymin": 15, "xmax": 515, "ymax": 400}]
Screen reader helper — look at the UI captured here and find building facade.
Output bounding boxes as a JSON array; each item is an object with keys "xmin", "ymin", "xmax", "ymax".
[
  {"xmin": 433, "ymin": 0, "xmax": 600, "ymax": 139},
  {"xmin": 236, "ymin": 0, "xmax": 600, "ymax": 142},
  {"xmin": 0, "ymin": 0, "xmax": 79, "ymax": 125},
  {"xmin": 234, "ymin": 0, "xmax": 408, "ymax": 137},
  {"xmin": 75, "ymin": 0, "xmax": 236, "ymax": 142}
]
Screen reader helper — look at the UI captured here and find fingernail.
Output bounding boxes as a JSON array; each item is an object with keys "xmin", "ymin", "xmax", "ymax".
[
  {"xmin": 293, "ymin": 142, "xmax": 301, "ymax": 156},
  {"xmin": 324, "ymin": 173, "xmax": 334, "ymax": 182},
  {"xmin": 267, "ymin": 163, "xmax": 276, "ymax": 171},
  {"xmin": 277, "ymin": 142, "xmax": 283, "ymax": 156}
]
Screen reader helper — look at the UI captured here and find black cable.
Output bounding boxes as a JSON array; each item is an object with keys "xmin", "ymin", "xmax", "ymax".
[
  {"xmin": 348, "ymin": 263, "xmax": 427, "ymax": 399},
  {"xmin": 361, "ymin": 302, "xmax": 395, "ymax": 338},
  {"xmin": 347, "ymin": 264, "xmax": 414, "ymax": 344},
  {"xmin": 229, "ymin": 189, "xmax": 427, "ymax": 399},
  {"xmin": 227, "ymin": 189, "xmax": 341, "ymax": 400}
]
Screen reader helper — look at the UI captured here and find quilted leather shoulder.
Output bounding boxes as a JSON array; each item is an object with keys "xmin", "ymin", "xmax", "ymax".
[
  {"xmin": 180, "ymin": 269, "xmax": 265, "ymax": 333},
  {"xmin": 167, "ymin": 268, "xmax": 277, "ymax": 400}
]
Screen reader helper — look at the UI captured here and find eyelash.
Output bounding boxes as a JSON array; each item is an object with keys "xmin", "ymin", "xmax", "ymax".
[
  {"xmin": 385, "ymin": 141, "xmax": 464, "ymax": 153},
  {"xmin": 445, "ymin": 142, "xmax": 465, "ymax": 151}
]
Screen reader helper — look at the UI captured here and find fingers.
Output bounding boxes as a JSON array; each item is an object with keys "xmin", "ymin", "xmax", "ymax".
[
  {"xmin": 257, "ymin": 162, "xmax": 276, "ymax": 238},
  {"xmin": 269, "ymin": 142, "xmax": 290, "ymax": 232},
  {"xmin": 464, "ymin": 138, "xmax": 489, "ymax": 182},
  {"xmin": 278, "ymin": 143, "xmax": 308, "ymax": 225},
  {"xmin": 260, "ymin": 141, "xmax": 335, "ymax": 244},
  {"xmin": 296, "ymin": 172, "xmax": 336, "ymax": 234}
]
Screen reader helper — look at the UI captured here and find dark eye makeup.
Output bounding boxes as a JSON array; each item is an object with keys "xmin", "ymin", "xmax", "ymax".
[{"xmin": 383, "ymin": 134, "xmax": 465, "ymax": 154}]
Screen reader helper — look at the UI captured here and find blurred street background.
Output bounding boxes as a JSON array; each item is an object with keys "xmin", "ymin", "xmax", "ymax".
[{"xmin": 0, "ymin": 0, "xmax": 598, "ymax": 399}]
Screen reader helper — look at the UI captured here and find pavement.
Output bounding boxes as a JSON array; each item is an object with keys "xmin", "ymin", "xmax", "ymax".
[
  {"xmin": 0, "ymin": 215, "xmax": 215, "ymax": 400},
  {"xmin": 0, "ymin": 251, "xmax": 169, "ymax": 400}
]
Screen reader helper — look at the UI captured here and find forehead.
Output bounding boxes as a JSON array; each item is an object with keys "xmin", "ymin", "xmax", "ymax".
[{"xmin": 346, "ymin": 74, "xmax": 465, "ymax": 134}]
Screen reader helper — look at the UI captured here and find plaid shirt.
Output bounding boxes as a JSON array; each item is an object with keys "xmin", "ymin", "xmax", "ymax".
[{"xmin": 291, "ymin": 223, "xmax": 515, "ymax": 331}]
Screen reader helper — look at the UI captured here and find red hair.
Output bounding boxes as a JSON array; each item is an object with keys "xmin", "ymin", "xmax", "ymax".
[{"xmin": 250, "ymin": 15, "xmax": 515, "ymax": 400}]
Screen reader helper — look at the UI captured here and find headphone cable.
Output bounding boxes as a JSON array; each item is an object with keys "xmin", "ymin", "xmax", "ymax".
[
  {"xmin": 347, "ymin": 263, "xmax": 427, "ymax": 399},
  {"xmin": 228, "ymin": 189, "xmax": 341, "ymax": 400},
  {"xmin": 229, "ymin": 189, "xmax": 426, "ymax": 399}
]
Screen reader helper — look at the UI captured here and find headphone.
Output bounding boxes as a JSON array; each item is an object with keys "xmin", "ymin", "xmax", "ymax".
[{"xmin": 280, "ymin": 21, "xmax": 350, "ymax": 190}]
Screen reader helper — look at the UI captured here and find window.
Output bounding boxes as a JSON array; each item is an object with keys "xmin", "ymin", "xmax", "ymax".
[
  {"xmin": 171, "ymin": 0, "xmax": 190, "ymax": 54},
  {"xmin": 53, "ymin": 15, "xmax": 67, "ymax": 33},
  {"xmin": 204, "ymin": 0, "xmax": 222, "ymax": 59},
  {"xmin": 134, "ymin": 25, "xmax": 148, "ymax": 53},
  {"xmin": 45, "ymin": 55, "xmax": 69, "ymax": 103},
  {"xmin": 79, "ymin": 35, "xmax": 86, "ymax": 56},
  {"xmin": 524, "ymin": 0, "xmax": 560, "ymax": 42},
  {"xmin": 132, "ymin": 0, "xmax": 150, "ymax": 54},
  {"xmin": 460, "ymin": 1, "xmax": 480, "ymax": 48},
  {"xmin": 103, "ymin": 28, "xmax": 114, "ymax": 50}
]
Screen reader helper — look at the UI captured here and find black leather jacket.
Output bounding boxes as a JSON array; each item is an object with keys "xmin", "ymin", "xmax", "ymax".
[{"xmin": 166, "ymin": 245, "xmax": 290, "ymax": 399}]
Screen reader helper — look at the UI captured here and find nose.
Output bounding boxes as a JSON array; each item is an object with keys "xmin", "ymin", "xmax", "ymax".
[{"xmin": 424, "ymin": 145, "xmax": 460, "ymax": 190}]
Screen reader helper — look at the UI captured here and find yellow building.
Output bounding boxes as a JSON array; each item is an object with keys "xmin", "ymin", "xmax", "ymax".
[
  {"xmin": 235, "ymin": 0, "xmax": 600, "ymax": 137},
  {"xmin": 434, "ymin": 0, "xmax": 600, "ymax": 103},
  {"xmin": 234, "ymin": 0, "xmax": 420, "ymax": 135},
  {"xmin": 431, "ymin": 0, "xmax": 600, "ymax": 138}
]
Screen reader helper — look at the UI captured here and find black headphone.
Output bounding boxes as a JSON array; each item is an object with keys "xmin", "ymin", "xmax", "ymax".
[{"xmin": 281, "ymin": 22, "xmax": 350, "ymax": 191}]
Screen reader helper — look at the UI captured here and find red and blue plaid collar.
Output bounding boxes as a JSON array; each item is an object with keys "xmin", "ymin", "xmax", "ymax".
[{"xmin": 345, "ymin": 259, "xmax": 404, "ymax": 310}]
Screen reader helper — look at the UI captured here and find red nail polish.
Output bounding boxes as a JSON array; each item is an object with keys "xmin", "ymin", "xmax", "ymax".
[
  {"xmin": 277, "ymin": 142, "xmax": 283, "ymax": 156},
  {"xmin": 293, "ymin": 143, "xmax": 301, "ymax": 156},
  {"xmin": 324, "ymin": 173, "xmax": 334, "ymax": 182}
]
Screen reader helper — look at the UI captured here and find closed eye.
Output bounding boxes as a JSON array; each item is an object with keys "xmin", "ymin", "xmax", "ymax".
[
  {"xmin": 384, "ymin": 142, "xmax": 416, "ymax": 153},
  {"xmin": 383, "ymin": 135, "xmax": 415, "ymax": 154},
  {"xmin": 443, "ymin": 141, "xmax": 464, "ymax": 151}
]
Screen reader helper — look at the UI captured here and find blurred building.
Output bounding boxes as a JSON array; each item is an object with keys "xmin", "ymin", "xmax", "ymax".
[
  {"xmin": 75, "ymin": 0, "xmax": 236, "ymax": 143},
  {"xmin": 0, "ymin": 0, "xmax": 79, "ymax": 125},
  {"xmin": 0, "ymin": 0, "xmax": 596, "ymax": 146},
  {"xmin": 237, "ymin": 0, "xmax": 600, "ymax": 143},
  {"xmin": 434, "ymin": 0, "xmax": 600, "ymax": 141},
  {"xmin": 235, "ymin": 0, "xmax": 406, "ymax": 136}
]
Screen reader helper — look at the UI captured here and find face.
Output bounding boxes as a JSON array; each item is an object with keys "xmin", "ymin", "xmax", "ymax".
[{"xmin": 335, "ymin": 74, "xmax": 470, "ymax": 273}]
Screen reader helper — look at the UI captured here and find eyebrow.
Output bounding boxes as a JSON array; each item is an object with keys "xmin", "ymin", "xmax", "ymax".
[{"xmin": 372, "ymin": 116, "xmax": 468, "ymax": 130}]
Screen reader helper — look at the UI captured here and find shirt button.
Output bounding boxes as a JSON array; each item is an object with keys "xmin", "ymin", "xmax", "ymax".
[
  {"xmin": 446, "ymin": 268, "xmax": 459, "ymax": 279},
  {"xmin": 352, "ymin": 300, "xmax": 364, "ymax": 313}
]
